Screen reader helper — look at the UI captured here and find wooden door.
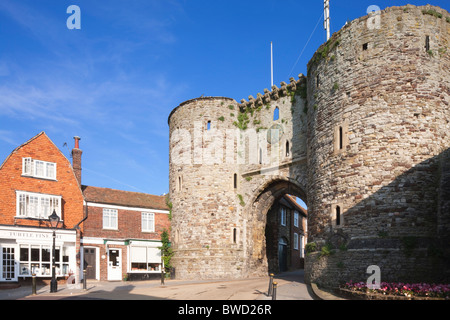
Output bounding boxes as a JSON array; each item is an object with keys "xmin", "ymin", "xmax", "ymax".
[{"xmin": 83, "ymin": 248, "xmax": 96, "ymax": 279}]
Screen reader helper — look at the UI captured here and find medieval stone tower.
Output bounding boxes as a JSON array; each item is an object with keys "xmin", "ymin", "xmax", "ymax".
[{"xmin": 168, "ymin": 5, "xmax": 450, "ymax": 287}]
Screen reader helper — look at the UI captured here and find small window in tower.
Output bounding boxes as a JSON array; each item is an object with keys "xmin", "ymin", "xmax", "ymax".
[
  {"xmin": 425, "ymin": 35, "xmax": 430, "ymax": 52},
  {"xmin": 259, "ymin": 148, "xmax": 263, "ymax": 164},
  {"xmin": 285, "ymin": 140, "xmax": 290, "ymax": 157},
  {"xmin": 233, "ymin": 228, "xmax": 237, "ymax": 243},
  {"xmin": 233, "ymin": 173, "xmax": 237, "ymax": 189},
  {"xmin": 273, "ymin": 107, "xmax": 279, "ymax": 121},
  {"xmin": 177, "ymin": 176, "xmax": 183, "ymax": 192},
  {"xmin": 316, "ymin": 74, "xmax": 320, "ymax": 88},
  {"xmin": 362, "ymin": 43, "xmax": 368, "ymax": 51},
  {"xmin": 207, "ymin": 121, "xmax": 211, "ymax": 131},
  {"xmin": 336, "ymin": 205, "xmax": 341, "ymax": 226},
  {"xmin": 339, "ymin": 126, "xmax": 343, "ymax": 150}
]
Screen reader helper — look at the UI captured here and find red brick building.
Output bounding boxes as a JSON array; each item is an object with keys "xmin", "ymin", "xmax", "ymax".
[
  {"xmin": 266, "ymin": 195, "xmax": 307, "ymax": 273},
  {"xmin": 81, "ymin": 186, "xmax": 170, "ymax": 281},
  {"xmin": 0, "ymin": 132, "xmax": 84, "ymax": 283},
  {"xmin": 0, "ymin": 132, "xmax": 170, "ymax": 284}
]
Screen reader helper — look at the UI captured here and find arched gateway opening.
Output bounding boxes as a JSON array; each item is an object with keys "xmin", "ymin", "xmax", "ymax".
[{"xmin": 246, "ymin": 178, "xmax": 307, "ymax": 277}]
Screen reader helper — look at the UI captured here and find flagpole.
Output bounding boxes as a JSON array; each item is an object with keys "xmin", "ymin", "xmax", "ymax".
[
  {"xmin": 324, "ymin": 0, "xmax": 330, "ymax": 41},
  {"xmin": 271, "ymin": 41, "xmax": 274, "ymax": 87}
]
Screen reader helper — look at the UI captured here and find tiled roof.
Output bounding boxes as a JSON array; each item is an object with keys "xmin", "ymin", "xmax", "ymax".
[
  {"xmin": 283, "ymin": 194, "xmax": 307, "ymax": 217},
  {"xmin": 82, "ymin": 185, "xmax": 169, "ymax": 211}
]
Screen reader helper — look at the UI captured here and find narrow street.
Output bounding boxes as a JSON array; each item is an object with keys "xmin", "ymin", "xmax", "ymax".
[{"xmin": 2, "ymin": 270, "xmax": 316, "ymax": 300}]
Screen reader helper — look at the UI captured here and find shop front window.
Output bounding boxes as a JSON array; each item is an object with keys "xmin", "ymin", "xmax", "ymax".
[
  {"xmin": 130, "ymin": 246, "xmax": 161, "ymax": 272},
  {"xmin": 19, "ymin": 244, "xmax": 70, "ymax": 277}
]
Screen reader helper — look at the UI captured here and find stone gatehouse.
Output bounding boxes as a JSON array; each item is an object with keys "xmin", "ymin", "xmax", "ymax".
[{"xmin": 168, "ymin": 4, "xmax": 450, "ymax": 287}]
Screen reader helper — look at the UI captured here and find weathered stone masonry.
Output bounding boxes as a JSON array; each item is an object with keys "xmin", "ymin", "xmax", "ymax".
[{"xmin": 168, "ymin": 5, "xmax": 450, "ymax": 287}]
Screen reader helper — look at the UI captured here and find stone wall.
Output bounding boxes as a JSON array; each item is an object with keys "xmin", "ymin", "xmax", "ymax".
[
  {"xmin": 305, "ymin": 4, "xmax": 450, "ymax": 287},
  {"xmin": 168, "ymin": 4, "xmax": 450, "ymax": 285},
  {"xmin": 168, "ymin": 80, "xmax": 309, "ymax": 279}
]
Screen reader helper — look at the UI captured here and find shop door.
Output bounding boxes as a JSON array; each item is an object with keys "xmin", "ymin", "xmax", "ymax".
[
  {"xmin": 1, "ymin": 246, "xmax": 17, "ymax": 282},
  {"xmin": 107, "ymin": 249, "xmax": 122, "ymax": 281},
  {"xmin": 83, "ymin": 248, "xmax": 96, "ymax": 279}
]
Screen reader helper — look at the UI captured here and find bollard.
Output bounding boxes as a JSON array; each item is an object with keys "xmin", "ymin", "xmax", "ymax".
[
  {"xmin": 83, "ymin": 269, "xmax": 87, "ymax": 290},
  {"xmin": 32, "ymin": 273, "xmax": 37, "ymax": 295},
  {"xmin": 268, "ymin": 273, "xmax": 274, "ymax": 296},
  {"xmin": 272, "ymin": 282, "xmax": 277, "ymax": 300}
]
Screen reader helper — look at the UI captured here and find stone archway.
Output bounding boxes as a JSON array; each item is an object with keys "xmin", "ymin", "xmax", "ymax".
[{"xmin": 244, "ymin": 177, "xmax": 307, "ymax": 277}]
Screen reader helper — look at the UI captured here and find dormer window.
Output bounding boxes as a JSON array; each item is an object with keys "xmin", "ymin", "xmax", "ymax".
[{"xmin": 22, "ymin": 157, "xmax": 56, "ymax": 180}]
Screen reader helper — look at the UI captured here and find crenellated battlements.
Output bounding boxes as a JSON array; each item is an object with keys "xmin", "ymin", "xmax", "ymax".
[{"xmin": 238, "ymin": 74, "xmax": 307, "ymax": 109}]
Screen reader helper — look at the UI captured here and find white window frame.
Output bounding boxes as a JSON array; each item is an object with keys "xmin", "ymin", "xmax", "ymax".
[
  {"xmin": 299, "ymin": 235, "xmax": 304, "ymax": 258},
  {"xmin": 294, "ymin": 233, "xmax": 299, "ymax": 250},
  {"xmin": 280, "ymin": 207, "xmax": 286, "ymax": 226},
  {"xmin": 129, "ymin": 245, "xmax": 161, "ymax": 273},
  {"xmin": 294, "ymin": 211, "xmax": 299, "ymax": 227},
  {"xmin": 103, "ymin": 208, "xmax": 118, "ymax": 230},
  {"xmin": 141, "ymin": 212, "xmax": 155, "ymax": 233},
  {"xmin": 16, "ymin": 191, "xmax": 62, "ymax": 220},
  {"xmin": 18, "ymin": 244, "xmax": 70, "ymax": 277},
  {"xmin": 22, "ymin": 157, "xmax": 57, "ymax": 180}
]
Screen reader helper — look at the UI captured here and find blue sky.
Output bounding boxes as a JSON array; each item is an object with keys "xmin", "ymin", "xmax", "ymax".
[{"xmin": 1, "ymin": 0, "xmax": 449, "ymax": 197}]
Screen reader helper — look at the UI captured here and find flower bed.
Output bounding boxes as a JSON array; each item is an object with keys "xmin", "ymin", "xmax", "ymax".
[{"xmin": 341, "ymin": 281, "xmax": 450, "ymax": 300}]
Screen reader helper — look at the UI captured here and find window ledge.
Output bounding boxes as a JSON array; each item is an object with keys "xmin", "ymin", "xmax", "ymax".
[
  {"xmin": 15, "ymin": 216, "xmax": 64, "ymax": 222},
  {"xmin": 21, "ymin": 175, "xmax": 57, "ymax": 182}
]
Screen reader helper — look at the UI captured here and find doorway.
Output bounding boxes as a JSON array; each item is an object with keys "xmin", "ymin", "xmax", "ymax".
[
  {"xmin": 83, "ymin": 248, "xmax": 96, "ymax": 279},
  {"xmin": 107, "ymin": 248, "xmax": 122, "ymax": 281},
  {"xmin": 1, "ymin": 246, "xmax": 17, "ymax": 282},
  {"xmin": 278, "ymin": 238, "xmax": 288, "ymax": 272}
]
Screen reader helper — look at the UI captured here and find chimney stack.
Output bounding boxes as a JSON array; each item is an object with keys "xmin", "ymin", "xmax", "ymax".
[{"xmin": 72, "ymin": 136, "xmax": 82, "ymax": 186}]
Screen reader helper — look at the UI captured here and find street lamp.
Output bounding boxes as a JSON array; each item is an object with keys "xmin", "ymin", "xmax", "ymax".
[{"xmin": 48, "ymin": 210, "xmax": 60, "ymax": 293}]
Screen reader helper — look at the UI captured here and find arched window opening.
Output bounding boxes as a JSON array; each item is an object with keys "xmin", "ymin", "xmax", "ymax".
[
  {"xmin": 233, "ymin": 173, "xmax": 237, "ymax": 189},
  {"xmin": 339, "ymin": 126, "xmax": 343, "ymax": 150},
  {"xmin": 273, "ymin": 107, "xmax": 279, "ymax": 121}
]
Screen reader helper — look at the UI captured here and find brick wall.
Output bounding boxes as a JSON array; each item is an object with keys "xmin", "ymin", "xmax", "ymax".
[
  {"xmin": 0, "ymin": 132, "xmax": 84, "ymax": 229},
  {"xmin": 82, "ymin": 205, "xmax": 170, "ymax": 240}
]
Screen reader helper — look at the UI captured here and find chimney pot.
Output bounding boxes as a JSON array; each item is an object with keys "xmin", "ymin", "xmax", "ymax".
[{"xmin": 74, "ymin": 136, "xmax": 81, "ymax": 149}]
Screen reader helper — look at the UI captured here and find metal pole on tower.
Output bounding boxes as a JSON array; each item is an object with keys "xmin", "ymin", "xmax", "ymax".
[
  {"xmin": 271, "ymin": 41, "xmax": 274, "ymax": 87},
  {"xmin": 324, "ymin": 0, "xmax": 330, "ymax": 41}
]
